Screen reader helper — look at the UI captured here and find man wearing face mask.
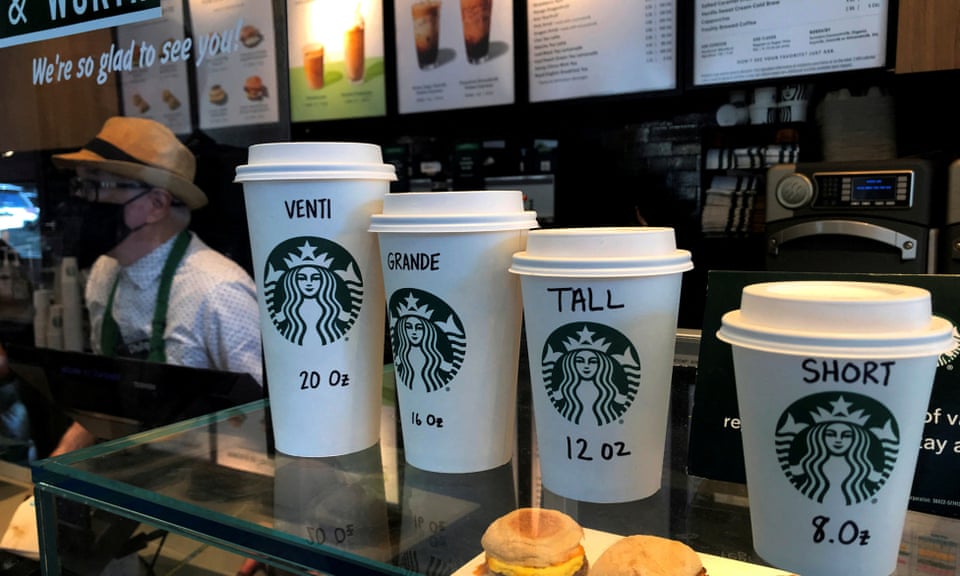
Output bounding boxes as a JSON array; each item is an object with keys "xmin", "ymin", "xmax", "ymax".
[{"xmin": 49, "ymin": 116, "xmax": 263, "ymax": 456}]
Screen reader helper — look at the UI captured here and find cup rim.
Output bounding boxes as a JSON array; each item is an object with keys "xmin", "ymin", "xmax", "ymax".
[
  {"xmin": 510, "ymin": 251, "xmax": 693, "ymax": 277},
  {"xmin": 369, "ymin": 211, "xmax": 538, "ymax": 232},
  {"xmin": 235, "ymin": 163, "xmax": 398, "ymax": 182},
  {"xmin": 718, "ymin": 311, "xmax": 955, "ymax": 358}
]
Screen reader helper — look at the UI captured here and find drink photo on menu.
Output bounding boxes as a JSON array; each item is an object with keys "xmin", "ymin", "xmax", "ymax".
[
  {"xmin": 412, "ymin": 1, "xmax": 454, "ymax": 69},
  {"xmin": 459, "ymin": 0, "xmax": 508, "ymax": 64}
]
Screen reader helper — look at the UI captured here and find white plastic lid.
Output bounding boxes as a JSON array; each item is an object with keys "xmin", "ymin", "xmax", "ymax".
[
  {"xmin": 235, "ymin": 142, "xmax": 397, "ymax": 182},
  {"xmin": 509, "ymin": 227, "xmax": 693, "ymax": 278},
  {"xmin": 718, "ymin": 281, "xmax": 955, "ymax": 358},
  {"xmin": 368, "ymin": 190, "xmax": 538, "ymax": 232}
]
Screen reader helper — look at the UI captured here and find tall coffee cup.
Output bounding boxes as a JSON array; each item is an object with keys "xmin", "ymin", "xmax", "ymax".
[
  {"xmin": 511, "ymin": 227, "xmax": 693, "ymax": 503},
  {"xmin": 717, "ymin": 281, "xmax": 954, "ymax": 576},
  {"xmin": 236, "ymin": 143, "xmax": 396, "ymax": 457},
  {"xmin": 370, "ymin": 190, "xmax": 537, "ymax": 473}
]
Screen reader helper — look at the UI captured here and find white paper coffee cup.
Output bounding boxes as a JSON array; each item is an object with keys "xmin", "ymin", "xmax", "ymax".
[
  {"xmin": 370, "ymin": 190, "xmax": 537, "ymax": 473},
  {"xmin": 510, "ymin": 227, "xmax": 693, "ymax": 503},
  {"xmin": 236, "ymin": 142, "xmax": 396, "ymax": 457},
  {"xmin": 717, "ymin": 281, "xmax": 954, "ymax": 576}
]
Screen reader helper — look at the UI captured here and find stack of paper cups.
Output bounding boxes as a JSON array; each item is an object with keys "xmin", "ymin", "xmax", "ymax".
[
  {"xmin": 60, "ymin": 257, "xmax": 84, "ymax": 352},
  {"xmin": 47, "ymin": 304, "xmax": 64, "ymax": 350},
  {"xmin": 33, "ymin": 289, "xmax": 53, "ymax": 347}
]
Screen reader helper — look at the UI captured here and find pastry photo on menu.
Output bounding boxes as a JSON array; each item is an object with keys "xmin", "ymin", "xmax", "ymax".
[
  {"xmin": 243, "ymin": 76, "xmax": 268, "ymax": 101},
  {"xmin": 240, "ymin": 24, "xmax": 264, "ymax": 48},
  {"xmin": 208, "ymin": 84, "xmax": 228, "ymax": 105},
  {"xmin": 162, "ymin": 89, "xmax": 181, "ymax": 110},
  {"xmin": 132, "ymin": 93, "xmax": 150, "ymax": 113}
]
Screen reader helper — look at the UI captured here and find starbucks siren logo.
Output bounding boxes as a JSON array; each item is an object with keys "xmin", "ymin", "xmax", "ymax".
[
  {"xmin": 938, "ymin": 320, "xmax": 960, "ymax": 368},
  {"xmin": 776, "ymin": 392, "xmax": 898, "ymax": 505},
  {"xmin": 263, "ymin": 236, "xmax": 363, "ymax": 346},
  {"xmin": 542, "ymin": 322, "xmax": 641, "ymax": 426},
  {"xmin": 388, "ymin": 288, "xmax": 466, "ymax": 392}
]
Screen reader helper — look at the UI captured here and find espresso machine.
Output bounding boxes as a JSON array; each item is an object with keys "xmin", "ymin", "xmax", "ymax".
[
  {"xmin": 939, "ymin": 159, "xmax": 960, "ymax": 273},
  {"xmin": 765, "ymin": 159, "xmax": 937, "ymax": 273}
]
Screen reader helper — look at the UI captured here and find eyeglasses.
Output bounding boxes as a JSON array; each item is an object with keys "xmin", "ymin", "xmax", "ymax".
[{"xmin": 70, "ymin": 177, "xmax": 152, "ymax": 202}]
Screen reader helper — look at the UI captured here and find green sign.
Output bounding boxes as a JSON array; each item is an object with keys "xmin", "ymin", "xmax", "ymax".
[{"xmin": 1, "ymin": 0, "xmax": 160, "ymax": 48}]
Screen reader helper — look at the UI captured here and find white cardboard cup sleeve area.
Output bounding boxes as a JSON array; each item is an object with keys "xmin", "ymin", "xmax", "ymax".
[
  {"xmin": 236, "ymin": 142, "xmax": 396, "ymax": 457},
  {"xmin": 510, "ymin": 227, "xmax": 693, "ymax": 503},
  {"xmin": 717, "ymin": 281, "xmax": 955, "ymax": 576},
  {"xmin": 370, "ymin": 190, "xmax": 537, "ymax": 473}
]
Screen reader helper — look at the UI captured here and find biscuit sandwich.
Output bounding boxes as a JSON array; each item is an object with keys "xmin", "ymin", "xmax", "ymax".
[{"xmin": 591, "ymin": 535, "xmax": 705, "ymax": 576}]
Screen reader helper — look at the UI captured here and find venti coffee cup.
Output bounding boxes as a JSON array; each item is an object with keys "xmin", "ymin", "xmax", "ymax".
[{"xmin": 236, "ymin": 142, "xmax": 396, "ymax": 457}]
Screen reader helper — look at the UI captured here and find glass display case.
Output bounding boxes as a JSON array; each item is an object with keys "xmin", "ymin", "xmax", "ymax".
[
  {"xmin": 29, "ymin": 360, "xmax": 960, "ymax": 575},
  {"xmin": 29, "ymin": 360, "xmax": 781, "ymax": 576}
]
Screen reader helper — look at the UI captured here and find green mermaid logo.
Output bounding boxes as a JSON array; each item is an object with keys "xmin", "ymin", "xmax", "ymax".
[
  {"xmin": 776, "ymin": 392, "xmax": 898, "ymax": 505},
  {"xmin": 388, "ymin": 288, "xmax": 466, "ymax": 392},
  {"xmin": 263, "ymin": 237, "xmax": 363, "ymax": 346},
  {"xmin": 541, "ymin": 322, "xmax": 641, "ymax": 426}
]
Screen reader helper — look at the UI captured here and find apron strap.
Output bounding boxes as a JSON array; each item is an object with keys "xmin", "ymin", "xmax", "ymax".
[{"xmin": 101, "ymin": 230, "xmax": 192, "ymax": 362}]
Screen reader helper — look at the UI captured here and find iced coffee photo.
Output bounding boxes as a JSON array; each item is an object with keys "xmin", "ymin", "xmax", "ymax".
[
  {"xmin": 344, "ymin": 6, "xmax": 366, "ymax": 83},
  {"xmin": 412, "ymin": 1, "xmax": 441, "ymax": 69},
  {"xmin": 460, "ymin": 0, "xmax": 492, "ymax": 64},
  {"xmin": 303, "ymin": 43, "xmax": 325, "ymax": 89}
]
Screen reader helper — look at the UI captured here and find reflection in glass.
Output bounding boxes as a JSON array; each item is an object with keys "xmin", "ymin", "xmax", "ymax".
[
  {"xmin": 273, "ymin": 443, "xmax": 391, "ymax": 563},
  {"xmin": 399, "ymin": 461, "xmax": 515, "ymax": 576}
]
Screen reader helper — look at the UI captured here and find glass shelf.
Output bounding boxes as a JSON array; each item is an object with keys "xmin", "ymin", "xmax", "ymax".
[{"xmin": 30, "ymin": 364, "xmax": 767, "ymax": 575}]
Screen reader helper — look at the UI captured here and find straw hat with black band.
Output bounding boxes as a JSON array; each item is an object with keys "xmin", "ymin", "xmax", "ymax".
[{"xmin": 52, "ymin": 116, "xmax": 208, "ymax": 210}]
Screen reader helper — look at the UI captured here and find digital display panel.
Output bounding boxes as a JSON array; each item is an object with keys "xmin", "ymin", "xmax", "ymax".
[{"xmin": 851, "ymin": 175, "xmax": 898, "ymax": 201}]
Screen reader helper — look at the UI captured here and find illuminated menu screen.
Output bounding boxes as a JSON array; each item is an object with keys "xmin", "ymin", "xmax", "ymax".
[
  {"xmin": 116, "ymin": 0, "xmax": 192, "ymax": 135},
  {"xmin": 288, "ymin": 0, "xmax": 387, "ymax": 121},
  {"xmin": 395, "ymin": 0, "xmax": 515, "ymax": 114},
  {"xmin": 527, "ymin": 0, "xmax": 676, "ymax": 103},
  {"xmin": 190, "ymin": 0, "xmax": 280, "ymax": 129},
  {"xmin": 694, "ymin": 0, "xmax": 888, "ymax": 86}
]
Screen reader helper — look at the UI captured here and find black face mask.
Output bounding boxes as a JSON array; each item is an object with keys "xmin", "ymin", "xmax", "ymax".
[{"xmin": 55, "ymin": 192, "xmax": 149, "ymax": 268}]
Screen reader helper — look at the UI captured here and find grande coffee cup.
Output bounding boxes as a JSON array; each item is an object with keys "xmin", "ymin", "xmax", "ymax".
[{"xmin": 370, "ymin": 190, "xmax": 537, "ymax": 473}]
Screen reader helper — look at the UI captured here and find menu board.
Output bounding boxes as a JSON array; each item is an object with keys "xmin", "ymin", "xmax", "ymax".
[
  {"xmin": 528, "ymin": 0, "xmax": 676, "ymax": 103},
  {"xmin": 395, "ymin": 0, "xmax": 514, "ymax": 114},
  {"xmin": 190, "ymin": 0, "xmax": 279, "ymax": 129},
  {"xmin": 694, "ymin": 0, "xmax": 888, "ymax": 86},
  {"xmin": 287, "ymin": 0, "xmax": 387, "ymax": 122},
  {"xmin": 116, "ymin": 0, "xmax": 192, "ymax": 135}
]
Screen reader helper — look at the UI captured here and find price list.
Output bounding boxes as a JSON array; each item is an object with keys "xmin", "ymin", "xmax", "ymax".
[
  {"xmin": 694, "ymin": 0, "xmax": 888, "ymax": 85},
  {"xmin": 527, "ymin": 0, "xmax": 676, "ymax": 103},
  {"xmin": 643, "ymin": 0, "xmax": 675, "ymax": 65}
]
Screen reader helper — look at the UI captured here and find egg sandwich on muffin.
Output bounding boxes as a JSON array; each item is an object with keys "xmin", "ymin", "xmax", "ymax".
[{"xmin": 481, "ymin": 508, "xmax": 587, "ymax": 576}]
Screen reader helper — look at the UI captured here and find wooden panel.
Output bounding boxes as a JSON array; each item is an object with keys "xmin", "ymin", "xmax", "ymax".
[
  {"xmin": 0, "ymin": 30, "xmax": 121, "ymax": 152},
  {"xmin": 896, "ymin": 0, "xmax": 960, "ymax": 73}
]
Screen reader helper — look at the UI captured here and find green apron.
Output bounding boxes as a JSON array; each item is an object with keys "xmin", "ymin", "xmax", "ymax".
[{"xmin": 100, "ymin": 230, "xmax": 191, "ymax": 362}]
